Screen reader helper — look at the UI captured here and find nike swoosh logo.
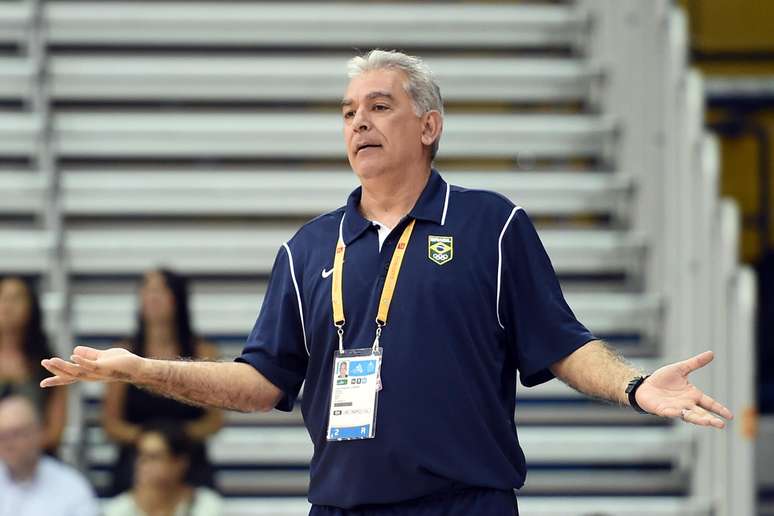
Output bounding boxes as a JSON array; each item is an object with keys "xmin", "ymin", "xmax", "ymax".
[{"xmin": 321, "ymin": 268, "xmax": 334, "ymax": 279}]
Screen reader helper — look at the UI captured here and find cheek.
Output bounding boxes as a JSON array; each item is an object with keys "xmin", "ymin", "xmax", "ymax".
[
  {"xmin": 391, "ymin": 123, "xmax": 421, "ymax": 150},
  {"xmin": 162, "ymin": 294, "xmax": 176, "ymax": 314}
]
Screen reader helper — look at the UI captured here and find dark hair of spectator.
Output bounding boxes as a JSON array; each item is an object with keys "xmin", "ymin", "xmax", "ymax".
[
  {"xmin": 0, "ymin": 276, "xmax": 53, "ymax": 384},
  {"xmin": 132, "ymin": 268, "xmax": 195, "ymax": 358},
  {"xmin": 141, "ymin": 420, "xmax": 194, "ymax": 460}
]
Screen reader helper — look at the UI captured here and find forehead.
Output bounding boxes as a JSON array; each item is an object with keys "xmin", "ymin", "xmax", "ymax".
[
  {"xmin": 343, "ymin": 68, "xmax": 409, "ymax": 104},
  {"xmin": 142, "ymin": 271, "xmax": 166, "ymax": 288},
  {"xmin": 0, "ymin": 278, "xmax": 27, "ymax": 297},
  {"xmin": 138, "ymin": 432, "xmax": 168, "ymax": 452},
  {"xmin": 0, "ymin": 400, "xmax": 37, "ymax": 430}
]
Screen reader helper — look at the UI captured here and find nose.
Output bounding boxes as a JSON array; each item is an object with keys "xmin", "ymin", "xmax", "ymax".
[{"xmin": 352, "ymin": 108, "xmax": 371, "ymax": 133}]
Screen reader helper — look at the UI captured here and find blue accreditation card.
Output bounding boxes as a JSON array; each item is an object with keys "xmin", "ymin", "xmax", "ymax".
[{"xmin": 326, "ymin": 347, "xmax": 382, "ymax": 441}]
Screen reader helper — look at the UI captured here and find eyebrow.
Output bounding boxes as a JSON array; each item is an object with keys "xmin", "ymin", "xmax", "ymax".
[{"xmin": 341, "ymin": 91, "xmax": 395, "ymax": 107}]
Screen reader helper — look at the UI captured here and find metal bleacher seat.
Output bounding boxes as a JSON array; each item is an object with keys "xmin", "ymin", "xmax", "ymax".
[
  {"xmin": 50, "ymin": 55, "xmax": 597, "ymax": 104},
  {"xmin": 0, "ymin": 229, "xmax": 52, "ymax": 274},
  {"xmin": 0, "ymin": 170, "xmax": 46, "ymax": 215},
  {"xmin": 64, "ymin": 223, "xmax": 644, "ymax": 278},
  {"xmin": 0, "ymin": 1, "xmax": 33, "ymax": 50},
  {"xmin": 84, "ymin": 424, "xmax": 689, "ymax": 489},
  {"xmin": 0, "ymin": 57, "xmax": 35, "ymax": 103},
  {"xmin": 61, "ymin": 169, "xmax": 630, "ymax": 218},
  {"xmin": 219, "ymin": 496, "xmax": 713, "ymax": 516},
  {"xmin": 0, "ymin": 112, "xmax": 41, "ymax": 159},
  {"xmin": 44, "ymin": 2, "xmax": 584, "ymax": 49},
  {"xmin": 53, "ymin": 111, "xmax": 614, "ymax": 160},
  {"xmin": 70, "ymin": 288, "xmax": 660, "ymax": 342}
]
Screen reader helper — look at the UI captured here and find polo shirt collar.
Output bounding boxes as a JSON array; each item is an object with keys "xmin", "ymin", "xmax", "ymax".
[{"xmin": 342, "ymin": 168, "xmax": 448, "ymax": 245}]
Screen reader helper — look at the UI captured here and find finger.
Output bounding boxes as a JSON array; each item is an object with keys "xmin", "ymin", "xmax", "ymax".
[
  {"xmin": 678, "ymin": 350, "xmax": 714, "ymax": 375},
  {"xmin": 41, "ymin": 359, "xmax": 77, "ymax": 380},
  {"xmin": 47, "ymin": 357, "xmax": 92, "ymax": 380},
  {"xmin": 659, "ymin": 405, "xmax": 685, "ymax": 419},
  {"xmin": 73, "ymin": 346, "xmax": 102, "ymax": 360},
  {"xmin": 71, "ymin": 354, "xmax": 101, "ymax": 372},
  {"xmin": 40, "ymin": 375, "xmax": 78, "ymax": 388},
  {"xmin": 682, "ymin": 407, "xmax": 726, "ymax": 429},
  {"xmin": 697, "ymin": 392, "xmax": 734, "ymax": 420}
]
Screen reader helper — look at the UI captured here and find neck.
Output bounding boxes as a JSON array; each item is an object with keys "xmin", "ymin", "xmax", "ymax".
[
  {"xmin": 0, "ymin": 328, "xmax": 24, "ymax": 350},
  {"xmin": 9, "ymin": 457, "xmax": 39, "ymax": 484},
  {"xmin": 135, "ymin": 484, "xmax": 188, "ymax": 513},
  {"xmin": 358, "ymin": 163, "xmax": 431, "ymax": 229},
  {"xmin": 144, "ymin": 321, "xmax": 178, "ymax": 354}
]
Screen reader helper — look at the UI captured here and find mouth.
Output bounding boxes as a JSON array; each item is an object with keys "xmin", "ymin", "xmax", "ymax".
[{"xmin": 356, "ymin": 143, "xmax": 382, "ymax": 154}]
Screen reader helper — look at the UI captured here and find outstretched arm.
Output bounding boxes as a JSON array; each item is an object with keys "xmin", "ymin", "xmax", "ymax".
[
  {"xmin": 40, "ymin": 346, "xmax": 283, "ymax": 413},
  {"xmin": 550, "ymin": 340, "xmax": 733, "ymax": 428}
]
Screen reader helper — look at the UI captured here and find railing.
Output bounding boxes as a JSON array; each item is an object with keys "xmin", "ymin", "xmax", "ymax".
[{"xmin": 580, "ymin": 1, "xmax": 757, "ymax": 514}]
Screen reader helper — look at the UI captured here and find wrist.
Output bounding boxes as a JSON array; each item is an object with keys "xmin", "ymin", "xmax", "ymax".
[
  {"xmin": 625, "ymin": 375, "xmax": 651, "ymax": 414},
  {"xmin": 133, "ymin": 356, "xmax": 155, "ymax": 385}
]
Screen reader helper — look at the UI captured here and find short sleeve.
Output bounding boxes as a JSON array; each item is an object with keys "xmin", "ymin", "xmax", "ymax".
[
  {"xmin": 498, "ymin": 208, "xmax": 596, "ymax": 387},
  {"xmin": 61, "ymin": 466, "xmax": 100, "ymax": 516},
  {"xmin": 235, "ymin": 245, "xmax": 308, "ymax": 411}
]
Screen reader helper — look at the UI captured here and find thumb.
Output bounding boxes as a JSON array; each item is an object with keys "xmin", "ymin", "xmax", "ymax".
[
  {"xmin": 677, "ymin": 350, "xmax": 714, "ymax": 376},
  {"xmin": 73, "ymin": 346, "xmax": 102, "ymax": 360}
]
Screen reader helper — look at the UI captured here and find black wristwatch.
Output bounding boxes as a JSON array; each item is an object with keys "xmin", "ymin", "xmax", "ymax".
[{"xmin": 625, "ymin": 375, "xmax": 651, "ymax": 414}]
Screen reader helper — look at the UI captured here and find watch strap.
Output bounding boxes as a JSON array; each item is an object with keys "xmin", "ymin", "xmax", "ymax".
[{"xmin": 626, "ymin": 375, "xmax": 651, "ymax": 415}]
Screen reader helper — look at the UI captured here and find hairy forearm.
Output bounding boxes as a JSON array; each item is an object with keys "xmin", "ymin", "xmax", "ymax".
[
  {"xmin": 550, "ymin": 340, "xmax": 646, "ymax": 407},
  {"xmin": 133, "ymin": 359, "xmax": 280, "ymax": 413}
]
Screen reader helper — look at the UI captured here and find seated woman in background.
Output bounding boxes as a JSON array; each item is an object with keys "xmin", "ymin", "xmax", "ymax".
[
  {"xmin": 104, "ymin": 421, "xmax": 223, "ymax": 516},
  {"xmin": 0, "ymin": 276, "xmax": 67, "ymax": 454},
  {"xmin": 103, "ymin": 269, "xmax": 223, "ymax": 495}
]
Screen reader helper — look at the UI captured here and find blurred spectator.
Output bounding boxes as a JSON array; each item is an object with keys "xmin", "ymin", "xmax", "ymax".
[
  {"xmin": 0, "ymin": 395, "xmax": 99, "ymax": 516},
  {"xmin": 103, "ymin": 421, "xmax": 223, "ymax": 516},
  {"xmin": 103, "ymin": 269, "xmax": 223, "ymax": 494},
  {"xmin": 0, "ymin": 276, "xmax": 67, "ymax": 453}
]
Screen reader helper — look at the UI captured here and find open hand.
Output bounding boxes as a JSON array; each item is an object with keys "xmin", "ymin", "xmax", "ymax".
[
  {"xmin": 636, "ymin": 350, "xmax": 733, "ymax": 428},
  {"xmin": 40, "ymin": 346, "xmax": 144, "ymax": 388}
]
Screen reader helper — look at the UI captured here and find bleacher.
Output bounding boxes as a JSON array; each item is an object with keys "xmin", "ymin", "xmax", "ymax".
[{"xmin": 0, "ymin": 1, "xmax": 757, "ymax": 515}]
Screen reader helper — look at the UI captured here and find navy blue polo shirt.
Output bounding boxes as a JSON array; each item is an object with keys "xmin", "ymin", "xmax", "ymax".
[{"xmin": 237, "ymin": 168, "xmax": 596, "ymax": 509}]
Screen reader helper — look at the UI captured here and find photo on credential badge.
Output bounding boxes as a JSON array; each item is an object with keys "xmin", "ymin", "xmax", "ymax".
[{"xmin": 338, "ymin": 361, "xmax": 349, "ymax": 378}]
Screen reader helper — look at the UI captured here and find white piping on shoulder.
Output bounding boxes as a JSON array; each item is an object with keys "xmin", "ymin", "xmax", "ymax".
[
  {"xmin": 440, "ymin": 181, "xmax": 450, "ymax": 226},
  {"xmin": 338, "ymin": 212, "xmax": 346, "ymax": 243},
  {"xmin": 496, "ymin": 206, "xmax": 523, "ymax": 330},
  {"xmin": 282, "ymin": 242, "xmax": 309, "ymax": 356}
]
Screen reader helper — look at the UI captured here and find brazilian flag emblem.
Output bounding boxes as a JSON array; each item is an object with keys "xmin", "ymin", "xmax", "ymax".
[{"xmin": 428, "ymin": 235, "xmax": 453, "ymax": 265}]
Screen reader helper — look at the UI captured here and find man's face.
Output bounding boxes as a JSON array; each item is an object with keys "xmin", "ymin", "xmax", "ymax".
[
  {"xmin": 0, "ymin": 399, "xmax": 41, "ymax": 479},
  {"xmin": 342, "ymin": 69, "xmax": 427, "ymax": 179}
]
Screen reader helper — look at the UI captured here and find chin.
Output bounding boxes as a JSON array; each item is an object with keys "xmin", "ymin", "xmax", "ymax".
[{"xmin": 350, "ymin": 157, "xmax": 388, "ymax": 181}]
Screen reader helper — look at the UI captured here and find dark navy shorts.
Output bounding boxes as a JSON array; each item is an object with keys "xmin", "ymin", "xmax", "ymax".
[{"xmin": 309, "ymin": 487, "xmax": 518, "ymax": 516}]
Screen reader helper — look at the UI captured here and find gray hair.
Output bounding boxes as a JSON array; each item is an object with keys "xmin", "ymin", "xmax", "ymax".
[{"xmin": 347, "ymin": 50, "xmax": 444, "ymax": 160}]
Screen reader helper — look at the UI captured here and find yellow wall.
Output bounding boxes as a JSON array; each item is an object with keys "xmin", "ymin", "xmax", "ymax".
[
  {"xmin": 682, "ymin": 0, "xmax": 774, "ymax": 52},
  {"xmin": 680, "ymin": 0, "xmax": 774, "ymax": 263}
]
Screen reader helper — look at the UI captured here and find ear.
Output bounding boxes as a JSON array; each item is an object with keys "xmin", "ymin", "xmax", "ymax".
[{"xmin": 420, "ymin": 111, "xmax": 443, "ymax": 148}]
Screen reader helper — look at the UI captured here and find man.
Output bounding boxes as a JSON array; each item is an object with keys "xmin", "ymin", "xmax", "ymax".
[
  {"xmin": 41, "ymin": 50, "xmax": 733, "ymax": 515},
  {"xmin": 0, "ymin": 395, "xmax": 99, "ymax": 516}
]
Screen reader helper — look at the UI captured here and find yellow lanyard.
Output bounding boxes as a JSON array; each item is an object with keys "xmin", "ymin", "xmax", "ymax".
[{"xmin": 332, "ymin": 218, "xmax": 417, "ymax": 353}]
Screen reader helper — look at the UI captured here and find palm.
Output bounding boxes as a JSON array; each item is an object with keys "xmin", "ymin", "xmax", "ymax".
[
  {"xmin": 40, "ymin": 346, "xmax": 143, "ymax": 388},
  {"xmin": 634, "ymin": 351, "xmax": 733, "ymax": 428},
  {"xmin": 84, "ymin": 348, "xmax": 139, "ymax": 379}
]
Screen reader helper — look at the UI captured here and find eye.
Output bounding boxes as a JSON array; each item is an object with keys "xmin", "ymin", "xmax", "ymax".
[
  {"xmin": 373, "ymin": 104, "xmax": 389, "ymax": 111},
  {"xmin": 343, "ymin": 110, "xmax": 355, "ymax": 119}
]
